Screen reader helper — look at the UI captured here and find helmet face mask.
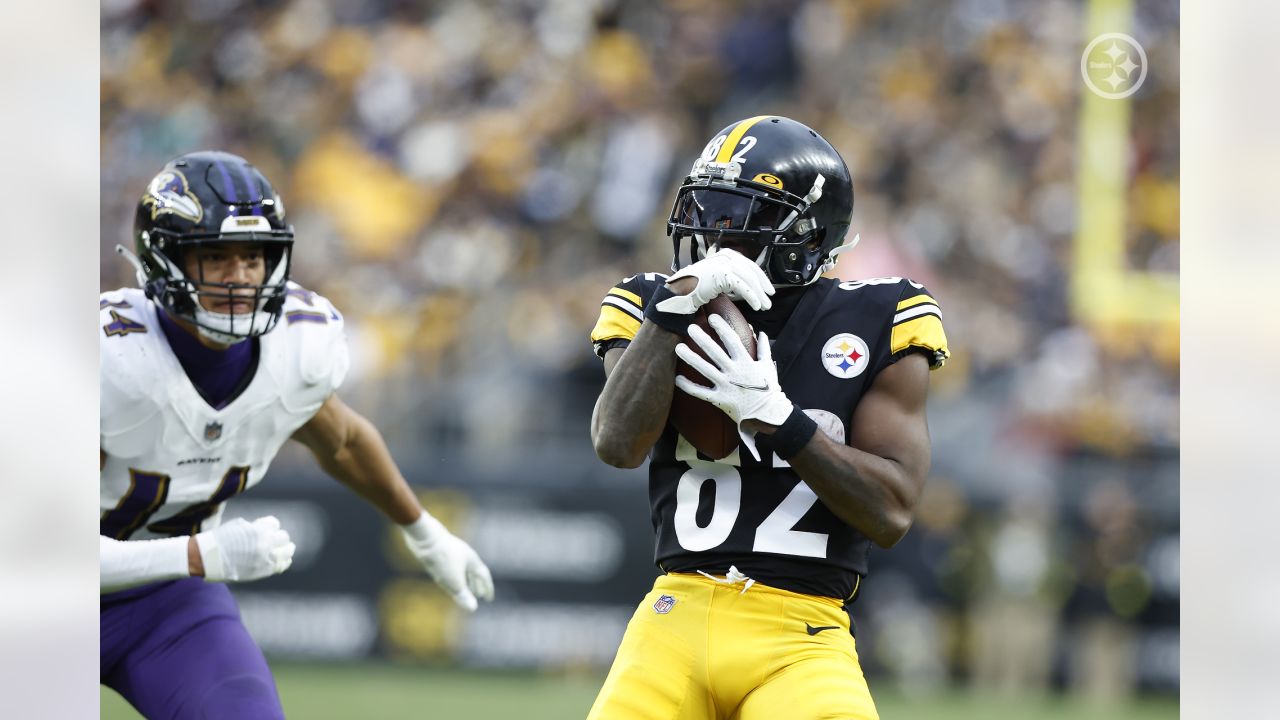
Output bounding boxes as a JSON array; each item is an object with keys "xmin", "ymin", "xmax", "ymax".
[
  {"xmin": 146, "ymin": 235, "xmax": 293, "ymax": 344},
  {"xmin": 666, "ymin": 116, "xmax": 855, "ymax": 287},
  {"xmin": 131, "ymin": 152, "xmax": 295, "ymax": 345}
]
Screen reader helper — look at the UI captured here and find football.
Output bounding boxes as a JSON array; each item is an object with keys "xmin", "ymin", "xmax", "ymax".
[{"xmin": 669, "ymin": 295, "xmax": 756, "ymax": 460}]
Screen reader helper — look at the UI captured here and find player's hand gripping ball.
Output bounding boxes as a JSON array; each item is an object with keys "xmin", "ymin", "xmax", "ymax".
[{"xmin": 669, "ymin": 295, "xmax": 756, "ymax": 460}]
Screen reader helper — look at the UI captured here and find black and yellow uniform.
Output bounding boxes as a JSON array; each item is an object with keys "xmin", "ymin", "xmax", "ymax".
[{"xmin": 588, "ymin": 272, "xmax": 949, "ymax": 720}]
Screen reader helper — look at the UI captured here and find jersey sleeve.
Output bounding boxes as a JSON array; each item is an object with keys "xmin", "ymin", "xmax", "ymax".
[
  {"xmin": 888, "ymin": 281, "xmax": 949, "ymax": 370},
  {"xmin": 589, "ymin": 272, "xmax": 668, "ymax": 359}
]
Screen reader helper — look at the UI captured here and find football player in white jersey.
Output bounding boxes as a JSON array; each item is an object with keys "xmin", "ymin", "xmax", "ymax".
[{"xmin": 100, "ymin": 151, "xmax": 493, "ymax": 719}]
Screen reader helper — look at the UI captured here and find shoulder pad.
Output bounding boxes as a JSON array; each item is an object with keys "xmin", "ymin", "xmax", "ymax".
[
  {"xmin": 590, "ymin": 272, "xmax": 668, "ymax": 355},
  {"xmin": 833, "ymin": 277, "xmax": 949, "ymax": 369},
  {"xmin": 100, "ymin": 289, "xmax": 163, "ymax": 435},
  {"xmin": 277, "ymin": 283, "xmax": 350, "ymax": 408}
]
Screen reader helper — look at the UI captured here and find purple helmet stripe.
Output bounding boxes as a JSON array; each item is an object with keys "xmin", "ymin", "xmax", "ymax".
[
  {"xmin": 211, "ymin": 159, "xmax": 239, "ymax": 209},
  {"xmin": 235, "ymin": 161, "xmax": 265, "ymax": 216}
]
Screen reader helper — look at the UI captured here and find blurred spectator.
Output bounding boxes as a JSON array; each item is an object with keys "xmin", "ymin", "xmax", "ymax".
[
  {"xmin": 1065, "ymin": 477, "xmax": 1153, "ymax": 704},
  {"xmin": 966, "ymin": 498, "xmax": 1067, "ymax": 698}
]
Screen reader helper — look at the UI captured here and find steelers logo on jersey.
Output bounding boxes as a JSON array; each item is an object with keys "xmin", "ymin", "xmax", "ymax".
[{"xmin": 820, "ymin": 333, "xmax": 870, "ymax": 379}]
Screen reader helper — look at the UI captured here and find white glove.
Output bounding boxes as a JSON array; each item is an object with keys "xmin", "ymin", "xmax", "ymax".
[
  {"xmin": 400, "ymin": 512, "xmax": 495, "ymax": 612},
  {"xmin": 195, "ymin": 516, "xmax": 296, "ymax": 583},
  {"xmin": 674, "ymin": 314, "xmax": 795, "ymax": 461},
  {"xmin": 655, "ymin": 247, "xmax": 774, "ymax": 314}
]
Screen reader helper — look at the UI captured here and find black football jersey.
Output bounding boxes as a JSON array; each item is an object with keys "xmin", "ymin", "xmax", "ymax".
[{"xmin": 590, "ymin": 273, "xmax": 949, "ymax": 600}]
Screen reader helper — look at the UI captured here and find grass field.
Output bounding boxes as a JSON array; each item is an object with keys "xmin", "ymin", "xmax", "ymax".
[{"xmin": 101, "ymin": 663, "xmax": 1178, "ymax": 719}]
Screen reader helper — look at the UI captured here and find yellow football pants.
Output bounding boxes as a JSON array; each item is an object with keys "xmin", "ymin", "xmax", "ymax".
[{"xmin": 588, "ymin": 573, "xmax": 879, "ymax": 720}]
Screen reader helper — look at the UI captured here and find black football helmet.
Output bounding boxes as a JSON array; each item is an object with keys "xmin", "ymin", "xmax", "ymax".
[
  {"xmin": 119, "ymin": 151, "xmax": 294, "ymax": 344},
  {"xmin": 667, "ymin": 116, "xmax": 857, "ymax": 286}
]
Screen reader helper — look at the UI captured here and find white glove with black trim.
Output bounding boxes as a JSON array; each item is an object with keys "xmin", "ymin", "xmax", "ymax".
[
  {"xmin": 400, "ymin": 512, "xmax": 495, "ymax": 612},
  {"xmin": 655, "ymin": 247, "xmax": 774, "ymax": 314},
  {"xmin": 674, "ymin": 314, "xmax": 795, "ymax": 461},
  {"xmin": 195, "ymin": 516, "xmax": 296, "ymax": 583}
]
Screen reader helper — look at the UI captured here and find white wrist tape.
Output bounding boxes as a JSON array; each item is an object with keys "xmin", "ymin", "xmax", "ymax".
[
  {"xmin": 100, "ymin": 535, "xmax": 190, "ymax": 594},
  {"xmin": 194, "ymin": 531, "xmax": 227, "ymax": 582}
]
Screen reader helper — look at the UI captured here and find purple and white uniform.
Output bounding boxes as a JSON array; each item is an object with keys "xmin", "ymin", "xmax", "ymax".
[{"xmin": 100, "ymin": 283, "xmax": 348, "ymax": 718}]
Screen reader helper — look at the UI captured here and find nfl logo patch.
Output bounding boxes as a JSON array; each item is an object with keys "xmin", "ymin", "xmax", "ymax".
[
  {"xmin": 204, "ymin": 421, "xmax": 223, "ymax": 441},
  {"xmin": 653, "ymin": 594, "xmax": 676, "ymax": 614}
]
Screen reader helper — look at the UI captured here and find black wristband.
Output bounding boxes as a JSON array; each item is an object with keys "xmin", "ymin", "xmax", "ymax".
[
  {"xmin": 644, "ymin": 285, "xmax": 693, "ymax": 335},
  {"xmin": 771, "ymin": 406, "xmax": 819, "ymax": 460}
]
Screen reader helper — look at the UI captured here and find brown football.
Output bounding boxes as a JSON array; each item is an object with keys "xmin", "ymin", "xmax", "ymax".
[{"xmin": 670, "ymin": 295, "xmax": 756, "ymax": 460}]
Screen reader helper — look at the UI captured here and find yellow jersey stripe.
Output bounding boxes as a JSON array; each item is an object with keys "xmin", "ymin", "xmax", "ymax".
[
  {"xmin": 893, "ymin": 303, "xmax": 941, "ymax": 325},
  {"xmin": 590, "ymin": 305, "xmax": 642, "ymax": 344},
  {"xmin": 602, "ymin": 296, "xmax": 644, "ymax": 321},
  {"xmin": 896, "ymin": 294, "xmax": 938, "ymax": 312},
  {"xmin": 890, "ymin": 314, "xmax": 949, "ymax": 367},
  {"xmin": 606, "ymin": 287, "xmax": 643, "ymax": 309},
  {"xmin": 715, "ymin": 115, "xmax": 772, "ymax": 163}
]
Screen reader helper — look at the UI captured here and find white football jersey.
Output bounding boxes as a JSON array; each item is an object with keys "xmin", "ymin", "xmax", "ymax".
[{"xmin": 100, "ymin": 283, "xmax": 349, "ymax": 541}]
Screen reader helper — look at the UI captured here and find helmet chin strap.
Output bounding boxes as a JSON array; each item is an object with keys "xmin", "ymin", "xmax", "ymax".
[
  {"xmin": 115, "ymin": 244, "xmax": 149, "ymax": 288},
  {"xmin": 192, "ymin": 306, "xmax": 268, "ymax": 346},
  {"xmin": 819, "ymin": 233, "xmax": 860, "ymax": 275},
  {"xmin": 803, "ymin": 174, "xmax": 825, "ymax": 204}
]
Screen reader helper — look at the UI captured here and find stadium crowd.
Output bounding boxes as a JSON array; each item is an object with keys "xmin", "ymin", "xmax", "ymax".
[{"xmin": 100, "ymin": 0, "xmax": 1179, "ymax": 701}]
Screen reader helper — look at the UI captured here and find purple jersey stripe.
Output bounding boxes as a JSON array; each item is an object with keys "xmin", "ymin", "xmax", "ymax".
[
  {"xmin": 286, "ymin": 310, "xmax": 329, "ymax": 325},
  {"xmin": 285, "ymin": 287, "xmax": 316, "ymax": 305},
  {"xmin": 146, "ymin": 466, "xmax": 250, "ymax": 537},
  {"xmin": 100, "ymin": 470, "xmax": 170, "ymax": 540}
]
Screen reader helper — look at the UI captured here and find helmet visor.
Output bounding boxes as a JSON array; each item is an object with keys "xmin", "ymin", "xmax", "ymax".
[{"xmin": 671, "ymin": 187, "xmax": 798, "ymax": 234}]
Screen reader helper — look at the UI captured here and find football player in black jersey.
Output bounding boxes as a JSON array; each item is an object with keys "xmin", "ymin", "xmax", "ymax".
[{"xmin": 587, "ymin": 116, "xmax": 949, "ymax": 719}]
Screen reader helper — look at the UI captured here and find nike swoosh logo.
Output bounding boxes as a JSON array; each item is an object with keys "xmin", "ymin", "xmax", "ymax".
[
  {"xmin": 730, "ymin": 380, "xmax": 769, "ymax": 391},
  {"xmin": 805, "ymin": 623, "xmax": 841, "ymax": 636}
]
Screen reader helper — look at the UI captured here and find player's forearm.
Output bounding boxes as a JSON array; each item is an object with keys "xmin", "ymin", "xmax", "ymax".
[
  {"xmin": 322, "ymin": 416, "xmax": 424, "ymax": 525},
  {"xmin": 100, "ymin": 535, "xmax": 193, "ymax": 593},
  {"xmin": 591, "ymin": 322, "xmax": 683, "ymax": 468},
  {"xmin": 788, "ymin": 432, "xmax": 924, "ymax": 548}
]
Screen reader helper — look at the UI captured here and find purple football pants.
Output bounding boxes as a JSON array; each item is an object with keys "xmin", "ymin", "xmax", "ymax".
[{"xmin": 101, "ymin": 577, "xmax": 284, "ymax": 719}]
